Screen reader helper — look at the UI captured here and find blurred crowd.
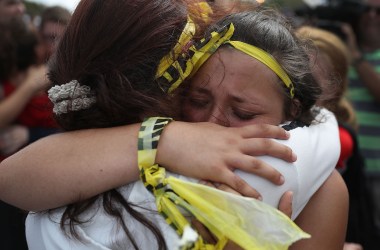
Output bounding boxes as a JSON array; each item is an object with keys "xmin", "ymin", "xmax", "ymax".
[
  {"xmin": 0, "ymin": 0, "xmax": 70, "ymax": 249},
  {"xmin": 292, "ymin": 1, "xmax": 380, "ymax": 249}
]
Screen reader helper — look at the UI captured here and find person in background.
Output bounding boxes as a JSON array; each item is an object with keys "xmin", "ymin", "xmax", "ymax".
[
  {"xmin": 36, "ymin": 5, "xmax": 72, "ymax": 64},
  {"xmin": 0, "ymin": 5, "xmax": 71, "ymax": 158},
  {"xmin": 0, "ymin": 0, "xmax": 24, "ymax": 23},
  {"xmin": 0, "ymin": 18, "xmax": 60, "ymax": 159},
  {"xmin": 0, "ymin": 5, "xmax": 68, "ymax": 249},
  {"xmin": 343, "ymin": 0, "xmax": 380, "ymax": 240},
  {"xmin": 0, "ymin": 17, "xmax": 39, "ymax": 250},
  {"xmin": 297, "ymin": 25, "xmax": 378, "ymax": 250}
]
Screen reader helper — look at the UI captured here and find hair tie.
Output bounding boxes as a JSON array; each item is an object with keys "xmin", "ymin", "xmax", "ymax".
[{"xmin": 48, "ymin": 80, "xmax": 96, "ymax": 115}]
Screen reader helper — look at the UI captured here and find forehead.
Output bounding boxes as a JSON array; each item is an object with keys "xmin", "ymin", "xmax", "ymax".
[
  {"xmin": 193, "ymin": 47, "xmax": 280, "ymax": 87},
  {"xmin": 191, "ymin": 47, "xmax": 284, "ymax": 101}
]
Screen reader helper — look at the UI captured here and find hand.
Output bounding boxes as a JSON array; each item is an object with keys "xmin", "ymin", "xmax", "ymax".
[
  {"xmin": 22, "ymin": 65, "xmax": 50, "ymax": 94},
  {"xmin": 191, "ymin": 218, "xmax": 242, "ymax": 249},
  {"xmin": 278, "ymin": 191, "xmax": 293, "ymax": 218},
  {"xmin": 341, "ymin": 23, "xmax": 361, "ymax": 60},
  {"xmin": 343, "ymin": 243, "xmax": 363, "ymax": 250},
  {"xmin": 157, "ymin": 121, "xmax": 296, "ymax": 199},
  {"xmin": 199, "ymin": 180, "xmax": 293, "ymax": 217},
  {"xmin": 0, "ymin": 125, "xmax": 29, "ymax": 155},
  {"xmin": 193, "ymin": 181, "xmax": 292, "ymax": 249}
]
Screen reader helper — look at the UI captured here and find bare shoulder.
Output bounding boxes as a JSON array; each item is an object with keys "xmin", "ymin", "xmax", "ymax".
[{"xmin": 291, "ymin": 170, "xmax": 348, "ymax": 250}]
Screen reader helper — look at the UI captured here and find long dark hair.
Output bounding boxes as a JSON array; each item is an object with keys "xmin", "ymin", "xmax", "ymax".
[{"xmin": 47, "ymin": 0, "xmax": 211, "ymax": 249}]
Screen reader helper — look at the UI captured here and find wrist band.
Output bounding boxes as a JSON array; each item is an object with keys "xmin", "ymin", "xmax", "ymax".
[
  {"xmin": 138, "ymin": 117, "xmax": 173, "ymax": 170},
  {"xmin": 138, "ymin": 117, "xmax": 207, "ymax": 248},
  {"xmin": 137, "ymin": 117, "xmax": 309, "ymax": 249}
]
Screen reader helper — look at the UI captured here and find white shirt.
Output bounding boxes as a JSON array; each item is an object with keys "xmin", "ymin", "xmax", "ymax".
[{"xmin": 26, "ymin": 108, "xmax": 339, "ymax": 250}]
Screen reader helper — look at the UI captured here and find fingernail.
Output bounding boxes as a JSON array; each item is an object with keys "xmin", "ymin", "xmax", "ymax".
[
  {"xmin": 292, "ymin": 152, "xmax": 297, "ymax": 161},
  {"xmin": 288, "ymin": 191, "xmax": 294, "ymax": 203},
  {"xmin": 285, "ymin": 130, "xmax": 290, "ymax": 138},
  {"xmin": 257, "ymin": 195, "xmax": 263, "ymax": 201},
  {"xmin": 279, "ymin": 175, "xmax": 285, "ymax": 185}
]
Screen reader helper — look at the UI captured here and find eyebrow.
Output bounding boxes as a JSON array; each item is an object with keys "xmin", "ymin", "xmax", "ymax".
[
  {"xmin": 192, "ymin": 83, "xmax": 260, "ymax": 105},
  {"xmin": 231, "ymin": 95, "xmax": 245, "ymax": 103},
  {"xmin": 191, "ymin": 85, "xmax": 210, "ymax": 95},
  {"xmin": 230, "ymin": 92, "xmax": 263, "ymax": 108}
]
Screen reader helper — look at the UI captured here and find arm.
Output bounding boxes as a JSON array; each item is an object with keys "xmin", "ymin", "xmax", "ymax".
[
  {"xmin": 0, "ymin": 125, "xmax": 29, "ymax": 155},
  {"xmin": 0, "ymin": 82, "xmax": 39, "ymax": 128},
  {"xmin": 0, "ymin": 121, "xmax": 294, "ymax": 211},
  {"xmin": 0, "ymin": 65, "xmax": 50, "ymax": 128},
  {"xmin": 290, "ymin": 170, "xmax": 349, "ymax": 250},
  {"xmin": 342, "ymin": 24, "xmax": 380, "ymax": 103},
  {"xmin": 351, "ymin": 60, "xmax": 380, "ymax": 102}
]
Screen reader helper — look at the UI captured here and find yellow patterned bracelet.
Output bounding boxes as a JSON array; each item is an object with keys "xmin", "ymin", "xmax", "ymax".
[{"xmin": 138, "ymin": 117, "xmax": 211, "ymax": 249}]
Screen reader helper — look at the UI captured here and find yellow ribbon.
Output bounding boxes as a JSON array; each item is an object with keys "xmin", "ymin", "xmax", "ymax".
[
  {"xmin": 226, "ymin": 40, "xmax": 294, "ymax": 97},
  {"xmin": 156, "ymin": 17, "xmax": 196, "ymax": 81},
  {"xmin": 156, "ymin": 22, "xmax": 295, "ymax": 98},
  {"xmin": 138, "ymin": 117, "xmax": 310, "ymax": 249}
]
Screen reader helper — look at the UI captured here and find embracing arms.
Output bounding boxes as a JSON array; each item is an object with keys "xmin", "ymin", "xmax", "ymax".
[{"xmin": 0, "ymin": 121, "xmax": 294, "ymax": 211}]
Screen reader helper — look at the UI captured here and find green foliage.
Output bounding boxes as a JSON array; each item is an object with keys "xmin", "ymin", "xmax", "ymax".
[{"xmin": 24, "ymin": 0, "xmax": 47, "ymax": 17}]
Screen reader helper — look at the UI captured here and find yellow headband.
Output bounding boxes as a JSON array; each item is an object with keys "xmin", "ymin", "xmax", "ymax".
[
  {"xmin": 226, "ymin": 40, "xmax": 295, "ymax": 98},
  {"xmin": 156, "ymin": 22, "xmax": 295, "ymax": 98}
]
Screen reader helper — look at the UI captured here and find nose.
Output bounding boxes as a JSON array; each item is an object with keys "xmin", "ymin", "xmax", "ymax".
[{"xmin": 207, "ymin": 107, "xmax": 230, "ymax": 127}]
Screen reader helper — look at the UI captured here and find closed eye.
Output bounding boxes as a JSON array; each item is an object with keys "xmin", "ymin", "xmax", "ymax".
[
  {"xmin": 187, "ymin": 96, "xmax": 210, "ymax": 109},
  {"xmin": 232, "ymin": 108, "xmax": 257, "ymax": 120}
]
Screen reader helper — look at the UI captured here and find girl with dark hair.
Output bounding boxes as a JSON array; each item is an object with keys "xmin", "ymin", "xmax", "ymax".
[
  {"xmin": 1, "ymin": 1, "xmax": 346, "ymax": 249},
  {"xmin": 26, "ymin": 1, "xmax": 302, "ymax": 249}
]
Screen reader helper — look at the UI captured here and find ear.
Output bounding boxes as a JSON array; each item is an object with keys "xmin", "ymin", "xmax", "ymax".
[{"xmin": 290, "ymin": 98, "xmax": 302, "ymax": 119}]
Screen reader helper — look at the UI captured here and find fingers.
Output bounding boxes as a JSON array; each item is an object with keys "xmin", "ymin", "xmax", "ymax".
[
  {"xmin": 238, "ymin": 124, "xmax": 290, "ymax": 140},
  {"xmin": 343, "ymin": 243, "xmax": 363, "ymax": 250},
  {"xmin": 236, "ymin": 124, "xmax": 296, "ymax": 163},
  {"xmin": 278, "ymin": 191, "xmax": 293, "ymax": 218},
  {"xmin": 226, "ymin": 155, "xmax": 285, "ymax": 185},
  {"xmin": 191, "ymin": 218, "xmax": 216, "ymax": 244},
  {"xmin": 220, "ymin": 171, "xmax": 262, "ymax": 200},
  {"xmin": 241, "ymin": 138, "xmax": 296, "ymax": 163},
  {"xmin": 224, "ymin": 241, "xmax": 243, "ymax": 250},
  {"xmin": 215, "ymin": 183, "xmax": 242, "ymax": 196},
  {"xmin": 199, "ymin": 180, "xmax": 242, "ymax": 196},
  {"xmin": 198, "ymin": 180, "xmax": 215, "ymax": 188}
]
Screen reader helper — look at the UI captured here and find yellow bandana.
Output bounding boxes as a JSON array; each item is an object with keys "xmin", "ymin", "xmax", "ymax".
[{"xmin": 156, "ymin": 23, "xmax": 295, "ymax": 98}]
